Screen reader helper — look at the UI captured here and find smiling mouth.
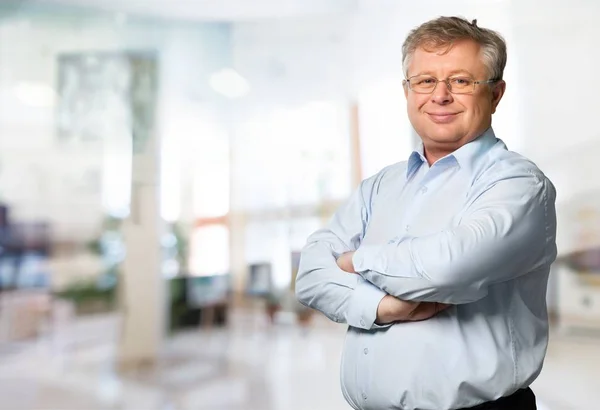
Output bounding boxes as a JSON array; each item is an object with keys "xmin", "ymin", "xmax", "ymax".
[{"xmin": 427, "ymin": 112, "xmax": 459, "ymax": 123}]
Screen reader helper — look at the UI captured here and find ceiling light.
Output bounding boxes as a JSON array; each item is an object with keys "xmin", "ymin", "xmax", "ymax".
[{"xmin": 209, "ymin": 68, "xmax": 250, "ymax": 99}]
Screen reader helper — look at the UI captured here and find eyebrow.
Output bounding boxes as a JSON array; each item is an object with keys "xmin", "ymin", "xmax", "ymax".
[{"xmin": 411, "ymin": 69, "xmax": 475, "ymax": 77}]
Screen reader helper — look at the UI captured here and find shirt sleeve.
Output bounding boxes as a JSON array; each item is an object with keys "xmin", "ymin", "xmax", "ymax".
[
  {"xmin": 295, "ymin": 175, "xmax": 389, "ymax": 330},
  {"xmin": 352, "ymin": 169, "xmax": 557, "ymax": 304}
]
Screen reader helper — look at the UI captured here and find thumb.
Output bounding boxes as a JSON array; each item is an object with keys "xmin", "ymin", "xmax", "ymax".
[{"xmin": 435, "ymin": 303, "xmax": 451, "ymax": 313}]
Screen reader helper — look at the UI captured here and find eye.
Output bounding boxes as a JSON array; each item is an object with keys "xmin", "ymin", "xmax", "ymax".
[{"xmin": 451, "ymin": 77, "xmax": 473, "ymax": 86}]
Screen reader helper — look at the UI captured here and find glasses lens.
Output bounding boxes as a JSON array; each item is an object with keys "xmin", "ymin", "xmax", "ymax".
[
  {"xmin": 448, "ymin": 77, "xmax": 474, "ymax": 94},
  {"xmin": 409, "ymin": 76, "xmax": 437, "ymax": 93}
]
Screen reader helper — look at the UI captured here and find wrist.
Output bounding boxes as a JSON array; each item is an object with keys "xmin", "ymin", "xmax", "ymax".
[{"xmin": 375, "ymin": 295, "xmax": 397, "ymax": 324}]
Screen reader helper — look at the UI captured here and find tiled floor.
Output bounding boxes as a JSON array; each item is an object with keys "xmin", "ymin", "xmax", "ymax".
[{"xmin": 0, "ymin": 310, "xmax": 597, "ymax": 410}]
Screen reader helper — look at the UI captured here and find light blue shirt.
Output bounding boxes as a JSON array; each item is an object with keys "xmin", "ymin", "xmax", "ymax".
[{"xmin": 295, "ymin": 128, "xmax": 557, "ymax": 410}]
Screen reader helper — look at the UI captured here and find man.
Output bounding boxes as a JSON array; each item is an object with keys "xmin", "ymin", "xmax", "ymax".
[{"xmin": 295, "ymin": 16, "xmax": 556, "ymax": 410}]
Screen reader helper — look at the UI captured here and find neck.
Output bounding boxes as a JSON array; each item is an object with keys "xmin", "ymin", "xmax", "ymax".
[
  {"xmin": 422, "ymin": 145, "xmax": 455, "ymax": 166},
  {"xmin": 422, "ymin": 127, "xmax": 491, "ymax": 166}
]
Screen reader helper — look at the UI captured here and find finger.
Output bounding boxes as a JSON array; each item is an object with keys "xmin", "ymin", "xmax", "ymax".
[
  {"xmin": 431, "ymin": 303, "xmax": 453, "ymax": 316},
  {"xmin": 407, "ymin": 303, "xmax": 432, "ymax": 321},
  {"xmin": 410, "ymin": 303, "xmax": 446, "ymax": 321},
  {"xmin": 337, "ymin": 264, "xmax": 355, "ymax": 273}
]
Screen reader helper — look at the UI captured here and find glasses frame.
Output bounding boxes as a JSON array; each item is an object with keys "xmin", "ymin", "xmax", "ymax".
[{"xmin": 403, "ymin": 75, "xmax": 499, "ymax": 95}]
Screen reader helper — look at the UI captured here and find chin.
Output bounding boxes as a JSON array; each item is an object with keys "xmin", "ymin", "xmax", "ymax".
[{"xmin": 424, "ymin": 126, "xmax": 463, "ymax": 143}]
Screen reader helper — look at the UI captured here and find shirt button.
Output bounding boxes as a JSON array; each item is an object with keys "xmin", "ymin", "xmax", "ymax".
[
  {"xmin": 421, "ymin": 186, "xmax": 428, "ymax": 194},
  {"xmin": 362, "ymin": 393, "xmax": 368, "ymax": 400},
  {"xmin": 364, "ymin": 348, "xmax": 369, "ymax": 355},
  {"xmin": 360, "ymin": 319, "xmax": 365, "ymax": 327},
  {"xmin": 405, "ymin": 225, "xmax": 410, "ymax": 232}
]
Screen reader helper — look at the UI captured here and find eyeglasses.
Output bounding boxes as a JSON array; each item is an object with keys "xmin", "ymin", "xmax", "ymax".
[{"xmin": 403, "ymin": 75, "xmax": 499, "ymax": 94}]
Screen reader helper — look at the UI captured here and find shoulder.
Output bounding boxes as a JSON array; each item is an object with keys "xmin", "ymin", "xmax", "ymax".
[
  {"xmin": 477, "ymin": 142, "xmax": 550, "ymax": 184},
  {"xmin": 476, "ymin": 147, "xmax": 556, "ymax": 199},
  {"xmin": 356, "ymin": 161, "xmax": 407, "ymax": 211},
  {"xmin": 361, "ymin": 161, "xmax": 407, "ymax": 193}
]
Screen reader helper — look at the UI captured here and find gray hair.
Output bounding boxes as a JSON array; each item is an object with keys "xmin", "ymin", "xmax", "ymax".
[{"xmin": 402, "ymin": 16, "xmax": 507, "ymax": 80}]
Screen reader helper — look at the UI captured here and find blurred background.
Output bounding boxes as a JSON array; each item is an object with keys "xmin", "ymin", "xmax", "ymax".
[{"xmin": 0, "ymin": 0, "xmax": 598, "ymax": 409}]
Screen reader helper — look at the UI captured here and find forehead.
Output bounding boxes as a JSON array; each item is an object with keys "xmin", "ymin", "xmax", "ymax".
[{"xmin": 408, "ymin": 39, "xmax": 486, "ymax": 76}]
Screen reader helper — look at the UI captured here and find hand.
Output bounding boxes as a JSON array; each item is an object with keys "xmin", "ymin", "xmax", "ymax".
[
  {"xmin": 337, "ymin": 252, "xmax": 449, "ymax": 324},
  {"xmin": 336, "ymin": 251, "xmax": 356, "ymax": 273},
  {"xmin": 376, "ymin": 295, "xmax": 450, "ymax": 324},
  {"xmin": 406, "ymin": 300, "xmax": 451, "ymax": 321}
]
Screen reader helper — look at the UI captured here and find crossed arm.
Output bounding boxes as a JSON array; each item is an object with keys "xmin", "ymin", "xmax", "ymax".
[
  {"xmin": 295, "ymin": 173, "xmax": 449, "ymax": 330},
  {"xmin": 335, "ymin": 254, "xmax": 450, "ymax": 323},
  {"xmin": 297, "ymin": 226, "xmax": 447, "ymax": 329},
  {"xmin": 349, "ymin": 171, "xmax": 557, "ymax": 304},
  {"xmin": 295, "ymin": 168, "xmax": 556, "ymax": 330}
]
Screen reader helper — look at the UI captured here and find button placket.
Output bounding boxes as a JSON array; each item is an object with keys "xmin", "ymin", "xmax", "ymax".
[{"xmin": 400, "ymin": 175, "xmax": 429, "ymax": 238}]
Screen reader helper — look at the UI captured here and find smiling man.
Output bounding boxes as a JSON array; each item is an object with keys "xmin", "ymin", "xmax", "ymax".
[{"xmin": 296, "ymin": 16, "xmax": 557, "ymax": 410}]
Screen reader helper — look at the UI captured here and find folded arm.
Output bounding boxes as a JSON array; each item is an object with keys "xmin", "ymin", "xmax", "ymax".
[
  {"xmin": 295, "ymin": 176, "xmax": 390, "ymax": 330},
  {"xmin": 353, "ymin": 170, "xmax": 557, "ymax": 304},
  {"xmin": 296, "ymin": 170, "xmax": 447, "ymax": 329}
]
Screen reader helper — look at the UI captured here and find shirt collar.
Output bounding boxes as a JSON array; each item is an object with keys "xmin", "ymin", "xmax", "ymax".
[
  {"xmin": 406, "ymin": 144, "xmax": 427, "ymax": 179},
  {"xmin": 450, "ymin": 127, "xmax": 498, "ymax": 173},
  {"xmin": 406, "ymin": 127, "xmax": 498, "ymax": 179}
]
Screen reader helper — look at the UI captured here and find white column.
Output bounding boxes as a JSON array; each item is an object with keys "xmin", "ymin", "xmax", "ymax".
[{"xmin": 118, "ymin": 56, "xmax": 165, "ymax": 368}]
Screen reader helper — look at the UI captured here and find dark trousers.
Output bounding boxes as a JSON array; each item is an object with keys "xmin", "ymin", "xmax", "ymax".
[{"xmin": 459, "ymin": 388, "xmax": 536, "ymax": 410}]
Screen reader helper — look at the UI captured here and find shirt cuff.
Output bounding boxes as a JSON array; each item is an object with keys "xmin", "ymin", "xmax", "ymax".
[{"xmin": 346, "ymin": 278, "xmax": 388, "ymax": 330}]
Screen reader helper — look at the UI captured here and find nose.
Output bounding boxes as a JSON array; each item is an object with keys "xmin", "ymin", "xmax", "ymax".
[{"xmin": 431, "ymin": 80, "xmax": 453, "ymax": 105}]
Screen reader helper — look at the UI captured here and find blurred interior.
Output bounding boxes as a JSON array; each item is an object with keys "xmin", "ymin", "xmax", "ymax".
[{"xmin": 0, "ymin": 1, "xmax": 599, "ymax": 409}]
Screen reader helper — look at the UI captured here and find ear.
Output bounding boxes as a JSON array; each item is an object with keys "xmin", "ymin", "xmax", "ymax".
[
  {"xmin": 490, "ymin": 80, "xmax": 506, "ymax": 114},
  {"xmin": 403, "ymin": 80, "xmax": 409, "ymax": 99}
]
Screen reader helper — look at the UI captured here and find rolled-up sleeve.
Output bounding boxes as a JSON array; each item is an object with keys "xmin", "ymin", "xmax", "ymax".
[
  {"xmin": 295, "ymin": 175, "xmax": 388, "ymax": 330},
  {"xmin": 353, "ymin": 169, "xmax": 557, "ymax": 304}
]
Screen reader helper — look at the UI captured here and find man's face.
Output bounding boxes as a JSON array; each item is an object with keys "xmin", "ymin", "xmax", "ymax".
[{"xmin": 404, "ymin": 39, "xmax": 505, "ymax": 156}]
